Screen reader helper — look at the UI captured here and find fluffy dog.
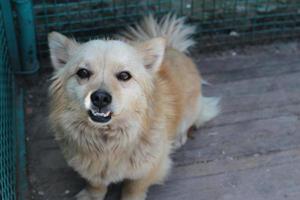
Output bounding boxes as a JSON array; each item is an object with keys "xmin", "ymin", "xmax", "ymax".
[{"xmin": 48, "ymin": 14, "xmax": 219, "ymax": 200}]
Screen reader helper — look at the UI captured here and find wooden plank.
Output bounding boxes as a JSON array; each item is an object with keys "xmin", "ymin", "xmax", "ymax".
[
  {"xmin": 199, "ymin": 57, "xmax": 300, "ymax": 84},
  {"xmin": 207, "ymin": 103, "xmax": 300, "ymax": 128},
  {"xmin": 175, "ymin": 116, "xmax": 300, "ymax": 166},
  {"xmin": 169, "ymin": 148, "xmax": 300, "ymax": 182},
  {"xmin": 149, "ymin": 149, "xmax": 300, "ymax": 200},
  {"xmin": 200, "ymin": 67, "xmax": 300, "ymax": 126},
  {"xmin": 206, "ymin": 72, "xmax": 300, "ymax": 97},
  {"xmin": 197, "ymin": 53, "xmax": 300, "ymax": 75},
  {"xmin": 219, "ymin": 90, "xmax": 300, "ymax": 114}
]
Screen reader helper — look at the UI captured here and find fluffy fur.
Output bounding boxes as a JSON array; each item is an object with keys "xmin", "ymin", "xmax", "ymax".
[
  {"xmin": 48, "ymin": 14, "xmax": 219, "ymax": 200},
  {"xmin": 119, "ymin": 14, "xmax": 196, "ymax": 53}
]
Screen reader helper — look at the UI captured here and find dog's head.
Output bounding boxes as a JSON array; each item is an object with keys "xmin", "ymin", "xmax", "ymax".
[{"xmin": 48, "ymin": 32, "xmax": 165, "ymax": 126}]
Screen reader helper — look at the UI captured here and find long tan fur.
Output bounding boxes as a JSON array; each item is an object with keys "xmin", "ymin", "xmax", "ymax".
[
  {"xmin": 120, "ymin": 14, "xmax": 196, "ymax": 53},
  {"xmin": 48, "ymin": 14, "xmax": 219, "ymax": 200}
]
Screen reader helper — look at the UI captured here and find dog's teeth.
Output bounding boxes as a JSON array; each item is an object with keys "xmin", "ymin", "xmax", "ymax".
[
  {"xmin": 91, "ymin": 110, "xmax": 111, "ymax": 117},
  {"xmin": 104, "ymin": 111, "xmax": 110, "ymax": 117}
]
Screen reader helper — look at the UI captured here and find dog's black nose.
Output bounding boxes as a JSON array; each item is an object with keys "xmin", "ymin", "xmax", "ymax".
[{"xmin": 91, "ymin": 90, "xmax": 112, "ymax": 108}]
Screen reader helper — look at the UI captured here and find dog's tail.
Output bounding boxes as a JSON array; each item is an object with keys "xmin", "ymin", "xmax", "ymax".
[
  {"xmin": 195, "ymin": 96, "xmax": 220, "ymax": 128},
  {"xmin": 120, "ymin": 14, "xmax": 196, "ymax": 53}
]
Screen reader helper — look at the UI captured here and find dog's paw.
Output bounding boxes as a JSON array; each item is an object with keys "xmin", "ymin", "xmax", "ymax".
[
  {"xmin": 172, "ymin": 133, "xmax": 187, "ymax": 149},
  {"xmin": 76, "ymin": 188, "xmax": 106, "ymax": 200},
  {"xmin": 76, "ymin": 189, "xmax": 92, "ymax": 200},
  {"xmin": 122, "ymin": 193, "xmax": 146, "ymax": 200}
]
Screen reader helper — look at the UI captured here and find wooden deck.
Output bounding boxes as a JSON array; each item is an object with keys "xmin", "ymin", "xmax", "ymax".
[{"xmin": 25, "ymin": 42, "xmax": 300, "ymax": 200}]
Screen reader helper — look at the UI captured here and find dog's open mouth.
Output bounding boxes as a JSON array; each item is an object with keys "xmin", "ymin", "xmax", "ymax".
[{"xmin": 88, "ymin": 108, "xmax": 112, "ymax": 123}]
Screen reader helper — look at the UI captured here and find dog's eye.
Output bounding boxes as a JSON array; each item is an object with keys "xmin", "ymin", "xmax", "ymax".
[
  {"xmin": 116, "ymin": 71, "xmax": 131, "ymax": 81},
  {"xmin": 76, "ymin": 68, "xmax": 91, "ymax": 79}
]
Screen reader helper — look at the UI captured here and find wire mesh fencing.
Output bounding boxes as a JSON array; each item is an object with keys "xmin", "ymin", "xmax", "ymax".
[
  {"xmin": 33, "ymin": 0, "xmax": 172, "ymax": 55},
  {"xmin": 32, "ymin": 0, "xmax": 300, "ymax": 56},
  {"xmin": 177, "ymin": 0, "xmax": 300, "ymax": 50},
  {"xmin": 0, "ymin": 5, "xmax": 17, "ymax": 200}
]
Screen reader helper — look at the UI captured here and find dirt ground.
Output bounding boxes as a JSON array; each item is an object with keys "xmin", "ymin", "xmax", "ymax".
[{"xmin": 23, "ymin": 41, "xmax": 300, "ymax": 200}]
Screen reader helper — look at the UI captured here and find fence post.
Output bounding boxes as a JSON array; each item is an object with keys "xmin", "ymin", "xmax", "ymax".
[
  {"xmin": 0, "ymin": 0, "xmax": 21, "ymax": 71},
  {"xmin": 15, "ymin": 87, "xmax": 27, "ymax": 200},
  {"xmin": 14, "ymin": 0, "xmax": 39, "ymax": 73}
]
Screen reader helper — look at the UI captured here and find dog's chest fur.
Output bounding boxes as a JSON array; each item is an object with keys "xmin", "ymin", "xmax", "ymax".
[{"xmin": 56, "ymin": 123, "xmax": 163, "ymax": 185}]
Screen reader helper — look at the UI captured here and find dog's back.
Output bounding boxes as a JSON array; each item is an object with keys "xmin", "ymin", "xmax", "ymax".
[{"xmin": 121, "ymin": 14, "xmax": 220, "ymax": 147}]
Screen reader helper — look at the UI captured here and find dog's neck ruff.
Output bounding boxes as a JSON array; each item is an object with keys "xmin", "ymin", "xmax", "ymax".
[{"xmin": 55, "ymin": 111, "xmax": 142, "ymax": 154}]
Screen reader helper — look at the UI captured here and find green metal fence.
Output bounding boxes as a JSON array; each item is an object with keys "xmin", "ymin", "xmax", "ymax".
[
  {"xmin": 32, "ymin": 0, "xmax": 300, "ymax": 56},
  {"xmin": 33, "ymin": 0, "xmax": 172, "ymax": 55},
  {"xmin": 0, "ymin": 5, "xmax": 17, "ymax": 200},
  {"xmin": 180, "ymin": 0, "xmax": 300, "ymax": 50},
  {"xmin": 0, "ymin": 1, "xmax": 26, "ymax": 200}
]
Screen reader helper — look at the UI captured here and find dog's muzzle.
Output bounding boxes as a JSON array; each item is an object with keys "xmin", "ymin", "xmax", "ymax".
[{"xmin": 88, "ymin": 90, "xmax": 113, "ymax": 123}]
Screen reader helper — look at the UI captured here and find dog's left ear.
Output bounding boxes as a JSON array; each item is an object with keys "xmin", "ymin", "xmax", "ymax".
[
  {"xmin": 137, "ymin": 37, "xmax": 166, "ymax": 73},
  {"xmin": 48, "ymin": 31, "xmax": 79, "ymax": 70}
]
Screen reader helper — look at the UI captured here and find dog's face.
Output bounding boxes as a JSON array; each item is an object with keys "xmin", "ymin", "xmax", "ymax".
[{"xmin": 48, "ymin": 32, "xmax": 165, "ymax": 126}]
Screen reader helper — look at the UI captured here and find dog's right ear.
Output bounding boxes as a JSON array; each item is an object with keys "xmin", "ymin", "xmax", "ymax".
[
  {"xmin": 136, "ymin": 37, "xmax": 166, "ymax": 74},
  {"xmin": 48, "ymin": 32, "xmax": 79, "ymax": 70}
]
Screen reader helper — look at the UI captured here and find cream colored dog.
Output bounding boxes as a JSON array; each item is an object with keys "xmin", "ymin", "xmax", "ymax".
[{"xmin": 48, "ymin": 14, "xmax": 219, "ymax": 200}]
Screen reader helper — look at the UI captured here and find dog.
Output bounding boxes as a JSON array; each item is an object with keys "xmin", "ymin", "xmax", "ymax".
[{"xmin": 48, "ymin": 14, "xmax": 219, "ymax": 200}]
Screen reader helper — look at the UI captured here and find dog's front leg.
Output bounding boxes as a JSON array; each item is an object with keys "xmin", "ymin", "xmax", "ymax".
[
  {"xmin": 121, "ymin": 178, "xmax": 150, "ymax": 200},
  {"xmin": 76, "ymin": 182, "xmax": 107, "ymax": 200},
  {"xmin": 122, "ymin": 156, "xmax": 171, "ymax": 200}
]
